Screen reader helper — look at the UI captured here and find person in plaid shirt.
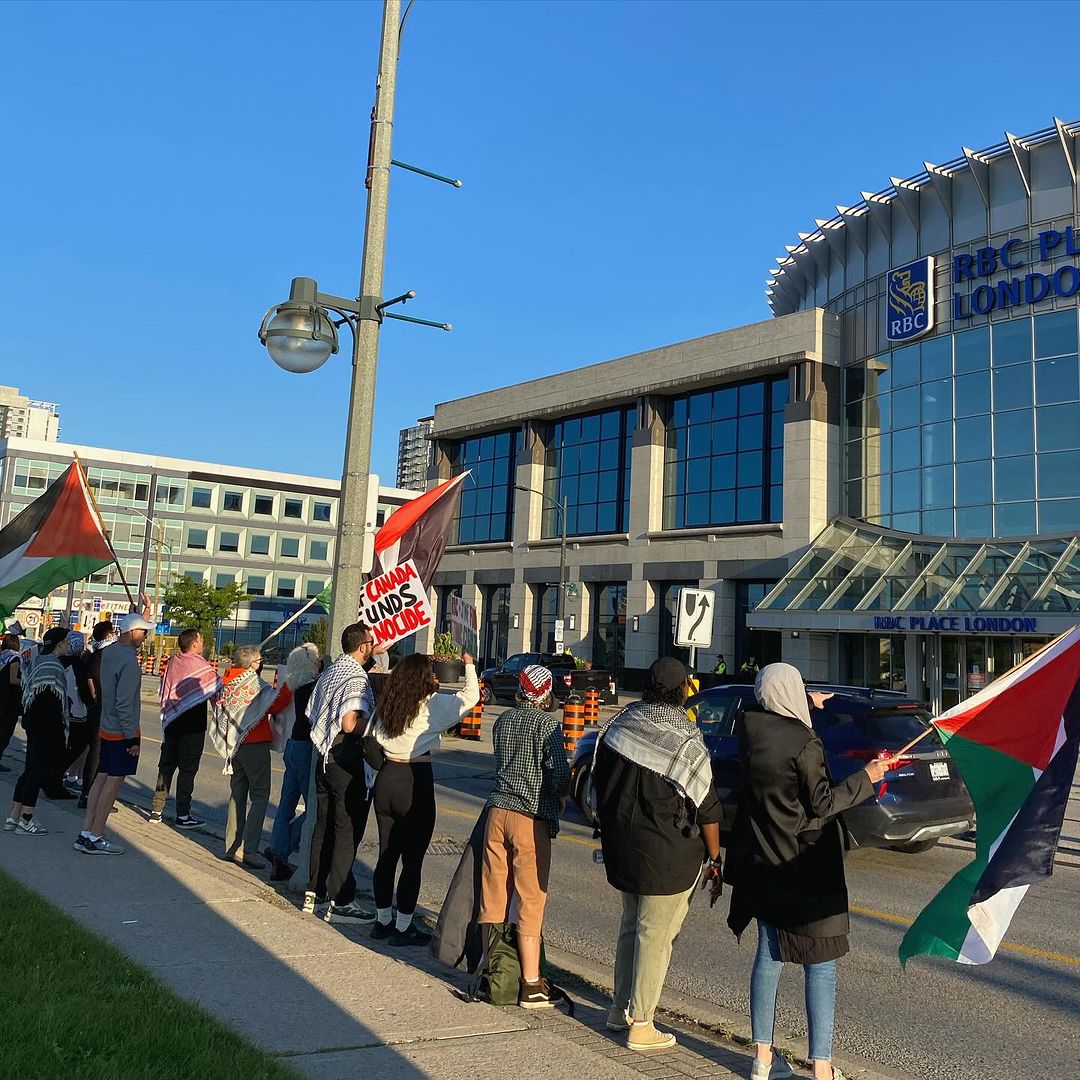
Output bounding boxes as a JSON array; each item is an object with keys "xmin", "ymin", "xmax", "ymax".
[{"xmin": 478, "ymin": 664, "xmax": 569, "ymax": 1009}]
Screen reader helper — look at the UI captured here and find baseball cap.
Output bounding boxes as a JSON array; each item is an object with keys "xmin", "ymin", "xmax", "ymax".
[
  {"xmin": 119, "ymin": 613, "xmax": 154, "ymax": 633},
  {"xmin": 519, "ymin": 664, "xmax": 554, "ymax": 704},
  {"xmin": 649, "ymin": 657, "xmax": 689, "ymax": 692}
]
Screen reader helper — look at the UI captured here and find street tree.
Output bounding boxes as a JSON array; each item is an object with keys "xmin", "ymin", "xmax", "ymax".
[
  {"xmin": 303, "ymin": 618, "xmax": 328, "ymax": 656},
  {"xmin": 162, "ymin": 575, "xmax": 247, "ymax": 656}
]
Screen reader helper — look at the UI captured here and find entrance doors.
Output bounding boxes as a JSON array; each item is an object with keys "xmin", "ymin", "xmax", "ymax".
[{"xmin": 930, "ymin": 635, "xmax": 1046, "ymax": 713}]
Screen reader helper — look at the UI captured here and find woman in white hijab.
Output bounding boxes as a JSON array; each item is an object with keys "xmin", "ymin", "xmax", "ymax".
[{"xmin": 725, "ymin": 663, "xmax": 890, "ymax": 1080}]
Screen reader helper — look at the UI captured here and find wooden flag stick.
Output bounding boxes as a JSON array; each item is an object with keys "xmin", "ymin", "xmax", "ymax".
[
  {"xmin": 73, "ymin": 452, "xmax": 137, "ymax": 608},
  {"xmin": 259, "ymin": 593, "xmax": 324, "ymax": 649}
]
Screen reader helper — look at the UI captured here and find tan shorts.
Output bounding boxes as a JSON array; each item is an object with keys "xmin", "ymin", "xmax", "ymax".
[{"xmin": 478, "ymin": 807, "xmax": 552, "ymax": 938}]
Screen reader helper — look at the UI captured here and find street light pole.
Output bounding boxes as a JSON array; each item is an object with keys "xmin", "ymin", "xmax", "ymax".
[
  {"xmin": 557, "ymin": 494, "xmax": 568, "ymax": 626},
  {"xmin": 329, "ymin": 0, "xmax": 399, "ymax": 656}
]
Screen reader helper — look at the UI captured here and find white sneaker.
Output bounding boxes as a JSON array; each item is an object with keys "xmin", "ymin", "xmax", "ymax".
[
  {"xmin": 750, "ymin": 1052, "xmax": 794, "ymax": 1080},
  {"xmin": 15, "ymin": 817, "xmax": 47, "ymax": 835},
  {"xmin": 88, "ymin": 836, "xmax": 124, "ymax": 854},
  {"xmin": 3, "ymin": 817, "xmax": 17, "ymax": 832}
]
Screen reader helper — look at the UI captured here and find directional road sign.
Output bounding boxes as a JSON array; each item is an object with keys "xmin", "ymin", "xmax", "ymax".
[{"xmin": 675, "ymin": 587, "xmax": 713, "ymax": 649}]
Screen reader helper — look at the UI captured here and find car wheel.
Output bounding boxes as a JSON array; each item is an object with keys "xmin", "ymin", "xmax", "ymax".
[
  {"xmin": 891, "ymin": 838, "xmax": 938, "ymax": 854},
  {"xmin": 481, "ymin": 681, "xmax": 493, "ymax": 706},
  {"xmin": 576, "ymin": 764, "xmax": 596, "ymax": 826}
]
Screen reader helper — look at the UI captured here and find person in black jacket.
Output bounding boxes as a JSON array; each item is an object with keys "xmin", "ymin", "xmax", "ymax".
[
  {"xmin": 725, "ymin": 663, "xmax": 890, "ymax": 1080},
  {"xmin": 593, "ymin": 657, "xmax": 724, "ymax": 1053}
]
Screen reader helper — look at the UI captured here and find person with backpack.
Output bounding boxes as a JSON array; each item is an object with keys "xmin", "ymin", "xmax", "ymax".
[
  {"xmin": 477, "ymin": 664, "xmax": 570, "ymax": 1009},
  {"xmin": 592, "ymin": 657, "xmax": 724, "ymax": 1052}
]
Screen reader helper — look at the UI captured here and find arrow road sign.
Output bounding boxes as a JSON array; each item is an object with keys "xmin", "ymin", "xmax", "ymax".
[{"xmin": 675, "ymin": 587, "xmax": 713, "ymax": 649}]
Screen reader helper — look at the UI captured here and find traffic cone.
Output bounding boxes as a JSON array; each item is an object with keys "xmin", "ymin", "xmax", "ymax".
[
  {"xmin": 562, "ymin": 695, "xmax": 585, "ymax": 754},
  {"xmin": 459, "ymin": 701, "xmax": 483, "ymax": 741},
  {"xmin": 584, "ymin": 688, "xmax": 600, "ymax": 726}
]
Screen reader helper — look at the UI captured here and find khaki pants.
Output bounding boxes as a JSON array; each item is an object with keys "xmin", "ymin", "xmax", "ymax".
[
  {"xmin": 225, "ymin": 742, "xmax": 271, "ymax": 859},
  {"xmin": 478, "ymin": 807, "xmax": 551, "ymax": 938},
  {"xmin": 613, "ymin": 882, "xmax": 695, "ymax": 1024}
]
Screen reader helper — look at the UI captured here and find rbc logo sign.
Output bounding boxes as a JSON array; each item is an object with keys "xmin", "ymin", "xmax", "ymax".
[{"xmin": 886, "ymin": 256, "xmax": 935, "ymax": 343}]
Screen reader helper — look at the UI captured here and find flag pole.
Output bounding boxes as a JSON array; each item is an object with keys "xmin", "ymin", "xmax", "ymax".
[
  {"xmin": 73, "ymin": 452, "xmax": 137, "ymax": 609},
  {"xmin": 259, "ymin": 593, "xmax": 325, "ymax": 649}
]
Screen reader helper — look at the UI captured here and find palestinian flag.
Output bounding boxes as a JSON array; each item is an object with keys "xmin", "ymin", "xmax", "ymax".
[
  {"xmin": 899, "ymin": 627, "xmax": 1080, "ymax": 966},
  {"xmin": 0, "ymin": 462, "xmax": 113, "ymax": 618},
  {"xmin": 371, "ymin": 472, "xmax": 468, "ymax": 589}
]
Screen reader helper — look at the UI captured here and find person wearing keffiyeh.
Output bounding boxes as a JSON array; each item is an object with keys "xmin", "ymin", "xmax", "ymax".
[
  {"xmin": 302, "ymin": 622, "xmax": 376, "ymax": 923},
  {"xmin": 591, "ymin": 657, "xmax": 725, "ymax": 1053}
]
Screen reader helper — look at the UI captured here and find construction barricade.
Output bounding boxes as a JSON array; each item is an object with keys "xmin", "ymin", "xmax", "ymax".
[
  {"xmin": 562, "ymin": 695, "xmax": 585, "ymax": 754},
  {"xmin": 459, "ymin": 700, "xmax": 484, "ymax": 741},
  {"xmin": 584, "ymin": 688, "xmax": 600, "ymax": 726}
]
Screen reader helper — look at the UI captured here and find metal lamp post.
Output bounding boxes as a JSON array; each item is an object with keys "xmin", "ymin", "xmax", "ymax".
[
  {"xmin": 516, "ymin": 484, "xmax": 569, "ymax": 640},
  {"xmin": 256, "ymin": 0, "xmax": 453, "ymax": 654}
]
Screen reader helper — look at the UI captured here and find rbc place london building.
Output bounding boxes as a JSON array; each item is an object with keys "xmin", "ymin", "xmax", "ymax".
[{"xmin": 424, "ymin": 119, "xmax": 1080, "ymax": 712}]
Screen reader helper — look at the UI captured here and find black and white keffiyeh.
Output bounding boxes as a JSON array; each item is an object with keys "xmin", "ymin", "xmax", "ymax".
[
  {"xmin": 598, "ymin": 700, "xmax": 713, "ymax": 810},
  {"xmin": 307, "ymin": 654, "xmax": 373, "ymax": 761}
]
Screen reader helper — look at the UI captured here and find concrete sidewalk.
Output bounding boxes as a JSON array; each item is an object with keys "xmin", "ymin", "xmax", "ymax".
[{"xmin": 0, "ymin": 757, "xmax": 898, "ymax": 1080}]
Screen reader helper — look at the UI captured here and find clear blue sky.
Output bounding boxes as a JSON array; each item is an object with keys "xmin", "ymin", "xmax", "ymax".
[{"xmin": 1, "ymin": 0, "xmax": 1074, "ymax": 483}]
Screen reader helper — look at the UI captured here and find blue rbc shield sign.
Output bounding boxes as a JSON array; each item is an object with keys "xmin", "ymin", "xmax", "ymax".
[{"xmin": 886, "ymin": 256, "xmax": 935, "ymax": 343}]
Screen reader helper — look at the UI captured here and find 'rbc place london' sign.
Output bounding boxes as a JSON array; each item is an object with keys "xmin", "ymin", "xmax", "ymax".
[
  {"xmin": 872, "ymin": 615, "xmax": 1039, "ymax": 632},
  {"xmin": 886, "ymin": 256, "xmax": 935, "ymax": 342},
  {"xmin": 952, "ymin": 228, "xmax": 1080, "ymax": 319}
]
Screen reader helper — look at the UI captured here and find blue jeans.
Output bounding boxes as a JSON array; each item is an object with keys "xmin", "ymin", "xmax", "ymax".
[
  {"xmin": 271, "ymin": 739, "xmax": 312, "ymax": 861},
  {"xmin": 750, "ymin": 920, "xmax": 836, "ymax": 1061}
]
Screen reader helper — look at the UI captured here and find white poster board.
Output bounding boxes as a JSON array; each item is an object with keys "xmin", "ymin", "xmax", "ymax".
[
  {"xmin": 360, "ymin": 560, "xmax": 433, "ymax": 648},
  {"xmin": 448, "ymin": 594, "xmax": 479, "ymax": 656}
]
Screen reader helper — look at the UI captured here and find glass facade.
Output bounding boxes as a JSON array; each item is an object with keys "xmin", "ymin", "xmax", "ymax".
[
  {"xmin": 663, "ymin": 376, "xmax": 787, "ymax": 528},
  {"xmin": 590, "ymin": 582, "xmax": 626, "ymax": 681},
  {"xmin": 845, "ymin": 310, "xmax": 1080, "ymax": 536},
  {"xmin": 482, "ymin": 584, "xmax": 511, "ymax": 666},
  {"xmin": 450, "ymin": 430, "xmax": 516, "ymax": 544},
  {"xmin": 542, "ymin": 406, "xmax": 634, "ymax": 537}
]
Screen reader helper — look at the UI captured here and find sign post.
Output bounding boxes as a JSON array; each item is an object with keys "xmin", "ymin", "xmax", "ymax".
[
  {"xmin": 675, "ymin": 587, "xmax": 713, "ymax": 672},
  {"xmin": 553, "ymin": 617, "xmax": 565, "ymax": 655}
]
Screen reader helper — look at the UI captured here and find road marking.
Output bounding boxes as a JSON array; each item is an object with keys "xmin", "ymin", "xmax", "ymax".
[{"xmin": 851, "ymin": 903, "xmax": 1080, "ymax": 968}]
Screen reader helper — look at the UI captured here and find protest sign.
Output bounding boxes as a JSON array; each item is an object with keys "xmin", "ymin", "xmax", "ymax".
[
  {"xmin": 448, "ymin": 593, "xmax": 478, "ymax": 656},
  {"xmin": 360, "ymin": 559, "xmax": 433, "ymax": 647}
]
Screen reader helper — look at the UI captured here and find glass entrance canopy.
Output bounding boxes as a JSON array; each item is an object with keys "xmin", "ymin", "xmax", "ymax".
[{"xmin": 753, "ymin": 517, "xmax": 1080, "ymax": 625}]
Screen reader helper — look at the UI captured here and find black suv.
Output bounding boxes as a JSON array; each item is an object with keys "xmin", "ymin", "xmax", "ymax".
[
  {"xmin": 480, "ymin": 653, "xmax": 616, "ymax": 705},
  {"xmin": 569, "ymin": 684, "xmax": 975, "ymax": 854}
]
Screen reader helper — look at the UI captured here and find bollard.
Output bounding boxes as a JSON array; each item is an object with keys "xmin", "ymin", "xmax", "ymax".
[
  {"xmin": 459, "ymin": 700, "xmax": 484, "ymax": 741},
  {"xmin": 686, "ymin": 674, "xmax": 701, "ymax": 723},
  {"xmin": 584, "ymin": 688, "xmax": 600, "ymax": 726},
  {"xmin": 563, "ymin": 695, "xmax": 585, "ymax": 754}
]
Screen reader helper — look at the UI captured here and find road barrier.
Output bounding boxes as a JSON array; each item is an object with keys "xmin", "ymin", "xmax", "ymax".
[
  {"xmin": 584, "ymin": 688, "xmax": 600, "ymax": 726},
  {"xmin": 459, "ymin": 701, "xmax": 483, "ymax": 741},
  {"xmin": 563, "ymin": 695, "xmax": 585, "ymax": 753},
  {"xmin": 687, "ymin": 674, "xmax": 700, "ymax": 722}
]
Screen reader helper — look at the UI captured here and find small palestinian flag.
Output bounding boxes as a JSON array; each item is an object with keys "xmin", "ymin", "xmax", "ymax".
[
  {"xmin": 900, "ymin": 627, "xmax": 1080, "ymax": 966},
  {"xmin": 0, "ymin": 462, "xmax": 113, "ymax": 618},
  {"xmin": 372, "ymin": 472, "xmax": 468, "ymax": 589}
]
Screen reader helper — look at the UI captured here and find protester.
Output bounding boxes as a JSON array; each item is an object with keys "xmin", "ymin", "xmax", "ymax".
[
  {"xmin": 267, "ymin": 643, "xmax": 322, "ymax": 881},
  {"xmin": 0, "ymin": 632, "xmax": 24, "ymax": 771},
  {"xmin": 4, "ymin": 628, "xmax": 75, "ymax": 835},
  {"xmin": 75, "ymin": 613, "xmax": 153, "ymax": 854},
  {"xmin": 369, "ymin": 651, "xmax": 479, "ymax": 946},
  {"xmin": 76, "ymin": 621, "xmax": 115, "ymax": 809},
  {"xmin": 150, "ymin": 628, "xmax": 221, "ymax": 828},
  {"xmin": 477, "ymin": 664, "xmax": 569, "ymax": 1006},
  {"xmin": 59, "ymin": 632, "xmax": 92, "ymax": 792},
  {"xmin": 725, "ymin": 663, "xmax": 891, "ymax": 1080},
  {"xmin": 210, "ymin": 645, "xmax": 276, "ymax": 868},
  {"xmin": 304, "ymin": 622, "xmax": 377, "ymax": 923},
  {"xmin": 592, "ymin": 657, "xmax": 724, "ymax": 1051}
]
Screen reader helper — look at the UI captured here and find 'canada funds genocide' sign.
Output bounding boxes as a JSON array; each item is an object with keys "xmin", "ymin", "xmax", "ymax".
[{"xmin": 360, "ymin": 559, "xmax": 433, "ymax": 647}]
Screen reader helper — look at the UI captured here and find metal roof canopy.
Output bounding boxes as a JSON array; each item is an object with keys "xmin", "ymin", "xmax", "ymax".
[{"xmin": 748, "ymin": 517, "xmax": 1080, "ymax": 633}]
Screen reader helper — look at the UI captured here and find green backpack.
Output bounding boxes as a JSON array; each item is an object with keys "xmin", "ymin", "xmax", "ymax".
[{"xmin": 469, "ymin": 923, "xmax": 571, "ymax": 1013}]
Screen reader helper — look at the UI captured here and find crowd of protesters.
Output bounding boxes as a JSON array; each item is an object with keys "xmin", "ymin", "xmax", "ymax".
[{"xmin": 0, "ymin": 606, "xmax": 892, "ymax": 1079}]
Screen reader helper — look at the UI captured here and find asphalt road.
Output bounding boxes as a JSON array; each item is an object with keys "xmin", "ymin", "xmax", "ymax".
[{"xmin": 19, "ymin": 685, "xmax": 1078, "ymax": 1080}]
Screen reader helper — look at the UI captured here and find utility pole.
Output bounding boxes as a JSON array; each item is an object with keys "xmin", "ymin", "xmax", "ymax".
[
  {"xmin": 557, "ymin": 495, "xmax": 568, "ymax": 626},
  {"xmin": 328, "ymin": 0, "xmax": 400, "ymax": 656}
]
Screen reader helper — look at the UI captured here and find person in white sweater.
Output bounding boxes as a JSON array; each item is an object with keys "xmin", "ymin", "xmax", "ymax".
[{"xmin": 371, "ymin": 651, "xmax": 479, "ymax": 945}]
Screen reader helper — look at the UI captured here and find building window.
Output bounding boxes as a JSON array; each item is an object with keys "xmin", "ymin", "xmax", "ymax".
[
  {"xmin": 450, "ymin": 429, "xmax": 516, "ymax": 543},
  {"xmin": 591, "ymin": 582, "xmax": 627, "ymax": 683},
  {"xmin": 482, "ymin": 584, "xmax": 511, "ymax": 666},
  {"xmin": 437, "ymin": 585, "xmax": 461, "ymax": 635},
  {"xmin": 184, "ymin": 569, "xmax": 204, "ymax": 583},
  {"xmin": 246, "ymin": 574, "xmax": 266, "ymax": 596},
  {"xmin": 155, "ymin": 480, "xmax": 185, "ymax": 506},
  {"xmin": 219, "ymin": 531, "xmax": 239, "ymax": 553},
  {"xmin": 532, "ymin": 583, "xmax": 558, "ymax": 654},
  {"xmin": 305, "ymin": 579, "xmax": 325, "ymax": 599},
  {"xmin": 250, "ymin": 534, "xmax": 270, "ymax": 556},
  {"xmin": 309, "ymin": 539, "xmax": 329, "ymax": 561},
  {"xmin": 376, "ymin": 508, "xmax": 387, "ymax": 526},
  {"xmin": 663, "ymin": 376, "xmax": 787, "ymax": 528},
  {"xmin": 254, "ymin": 494, "xmax": 274, "ymax": 515},
  {"xmin": 186, "ymin": 528, "xmax": 208, "ymax": 550},
  {"xmin": 276, "ymin": 577, "xmax": 296, "ymax": 598},
  {"xmin": 313, "ymin": 501, "xmax": 332, "ymax": 522},
  {"xmin": 215, "ymin": 572, "xmax": 235, "ymax": 589},
  {"xmin": 223, "ymin": 491, "xmax": 243, "ymax": 512},
  {"xmin": 191, "ymin": 486, "xmax": 212, "ymax": 509},
  {"xmin": 543, "ymin": 406, "xmax": 635, "ymax": 537},
  {"xmin": 734, "ymin": 581, "xmax": 782, "ymax": 673},
  {"xmin": 284, "ymin": 498, "xmax": 303, "ymax": 519},
  {"xmin": 280, "ymin": 537, "xmax": 300, "ymax": 558}
]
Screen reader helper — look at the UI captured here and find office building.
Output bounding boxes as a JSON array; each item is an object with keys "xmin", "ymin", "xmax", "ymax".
[
  {"xmin": 396, "ymin": 417, "xmax": 433, "ymax": 491},
  {"xmin": 0, "ymin": 387, "xmax": 59, "ymax": 441}
]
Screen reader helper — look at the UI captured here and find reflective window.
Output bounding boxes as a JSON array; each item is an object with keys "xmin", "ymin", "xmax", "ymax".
[
  {"xmin": 993, "ymin": 364, "xmax": 1033, "ymax": 410},
  {"xmin": 218, "ymin": 531, "xmax": 239, "ymax": 553},
  {"xmin": 1038, "ymin": 450, "xmax": 1080, "ymax": 499},
  {"xmin": 305, "ymin": 579, "xmax": 325, "ymax": 599},
  {"xmin": 995, "ymin": 455, "xmax": 1034, "ymax": 502},
  {"xmin": 280, "ymin": 537, "xmax": 300, "ymax": 558},
  {"xmin": 276, "ymin": 577, "xmax": 296, "ymax": 598},
  {"xmin": 284, "ymin": 498, "xmax": 303, "ymax": 519},
  {"xmin": 1035, "ymin": 310, "xmax": 1078, "ymax": 359},
  {"xmin": 309, "ymin": 539, "xmax": 329, "ymax": 561},
  {"xmin": 664, "ymin": 376, "xmax": 785, "ymax": 528},
  {"xmin": 1035, "ymin": 356, "xmax": 1079, "ymax": 405},
  {"xmin": 246, "ymin": 575, "xmax": 266, "ymax": 596},
  {"xmin": 223, "ymin": 491, "xmax": 243, "ymax": 513},
  {"xmin": 450, "ymin": 429, "xmax": 517, "ymax": 543},
  {"xmin": 313, "ymin": 501, "xmax": 332, "ymax": 523},
  {"xmin": 191, "ymin": 487, "xmax": 212, "ymax": 509},
  {"xmin": 155, "ymin": 480, "xmax": 185, "ymax": 506},
  {"xmin": 994, "ymin": 410, "xmax": 1034, "ymax": 457},
  {"xmin": 254, "ymin": 495, "xmax": 274, "ymax": 515},
  {"xmin": 215, "ymin": 572, "xmax": 235, "ymax": 589},
  {"xmin": 544, "ymin": 405, "xmax": 634, "ymax": 537},
  {"xmin": 186, "ymin": 528, "xmax": 207, "ymax": 550},
  {"xmin": 249, "ymin": 534, "xmax": 270, "ymax": 556}
]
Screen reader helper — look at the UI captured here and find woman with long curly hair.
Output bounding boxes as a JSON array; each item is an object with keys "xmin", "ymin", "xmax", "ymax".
[{"xmin": 371, "ymin": 650, "xmax": 479, "ymax": 945}]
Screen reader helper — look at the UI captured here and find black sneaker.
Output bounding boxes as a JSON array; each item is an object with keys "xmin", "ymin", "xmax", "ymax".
[
  {"xmin": 370, "ymin": 920, "xmax": 394, "ymax": 941},
  {"xmin": 518, "ymin": 977, "xmax": 564, "ymax": 1010},
  {"xmin": 77, "ymin": 795, "xmax": 88, "ymax": 810},
  {"xmin": 389, "ymin": 923, "xmax": 432, "ymax": 947},
  {"xmin": 175, "ymin": 815, "xmax": 204, "ymax": 829},
  {"xmin": 148, "ymin": 810, "xmax": 163, "ymax": 824},
  {"xmin": 73, "ymin": 834, "xmax": 93, "ymax": 853}
]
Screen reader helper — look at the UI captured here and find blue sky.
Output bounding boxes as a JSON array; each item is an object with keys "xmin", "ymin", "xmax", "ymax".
[{"xmin": 1, "ymin": 0, "xmax": 1074, "ymax": 483}]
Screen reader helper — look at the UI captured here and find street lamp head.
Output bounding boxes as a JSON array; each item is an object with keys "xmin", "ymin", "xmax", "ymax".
[{"xmin": 258, "ymin": 301, "xmax": 339, "ymax": 373}]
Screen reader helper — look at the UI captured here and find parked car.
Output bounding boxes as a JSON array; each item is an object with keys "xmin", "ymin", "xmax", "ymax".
[
  {"xmin": 569, "ymin": 684, "xmax": 974, "ymax": 854},
  {"xmin": 480, "ymin": 652, "xmax": 617, "ymax": 705}
]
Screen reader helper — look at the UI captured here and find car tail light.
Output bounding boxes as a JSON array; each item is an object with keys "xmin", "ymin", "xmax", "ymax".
[{"xmin": 562, "ymin": 674, "xmax": 573, "ymax": 685}]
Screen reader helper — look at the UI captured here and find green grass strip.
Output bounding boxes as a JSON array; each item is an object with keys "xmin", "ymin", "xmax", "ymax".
[{"xmin": 0, "ymin": 868, "xmax": 302, "ymax": 1080}]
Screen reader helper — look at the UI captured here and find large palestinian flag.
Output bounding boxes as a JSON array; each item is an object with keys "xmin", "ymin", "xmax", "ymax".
[
  {"xmin": 371, "ymin": 472, "xmax": 468, "ymax": 589},
  {"xmin": 0, "ymin": 462, "xmax": 113, "ymax": 618},
  {"xmin": 899, "ymin": 627, "xmax": 1080, "ymax": 966}
]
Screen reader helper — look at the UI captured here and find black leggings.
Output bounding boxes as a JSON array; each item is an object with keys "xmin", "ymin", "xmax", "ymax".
[
  {"xmin": 372, "ymin": 761, "xmax": 436, "ymax": 915},
  {"xmin": 13, "ymin": 712, "xmax": 66, "ymax": 809}
]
